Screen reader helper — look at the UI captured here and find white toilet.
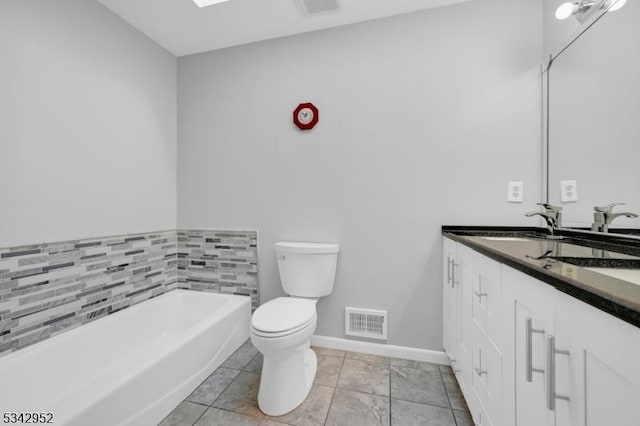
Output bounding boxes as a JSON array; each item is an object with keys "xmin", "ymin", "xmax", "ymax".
[{"xmin": 250, "ymin": 241, "xmax": 340, "ymax": 416}]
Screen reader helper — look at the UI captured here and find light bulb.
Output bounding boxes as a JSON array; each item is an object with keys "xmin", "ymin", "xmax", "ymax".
[
  {"xmin": 608, "ymin": 0, "xmax": 627, "ymax": 11},
  {"xmin": 192, "ymin": 0, "xmax": 232, "ymax": 7},
  {"xmin": 555, "ymin": 2, "xmax": 577, "ymax": 19}
]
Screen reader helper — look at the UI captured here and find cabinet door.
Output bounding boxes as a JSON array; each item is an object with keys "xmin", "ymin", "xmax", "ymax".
[
  {"xmin": 502, "ymin": 266, "xmax": 556, "ymax": 426},
  {"xmin": 456, "ymin": 244, "xmax": 476, "ymax": 418},
  {"xmin": 443, "ymin": 238, "xmax": 457, "ymax": 359},
  {"xmin": 554, "ymin": 291, "xmax": 640, "ymax": 426}
]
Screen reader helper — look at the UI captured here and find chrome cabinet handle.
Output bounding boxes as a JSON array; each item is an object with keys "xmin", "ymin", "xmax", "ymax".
[
  {"xmin": 277, "ymin": 254, "xmax": 286, "ymax": 261},
  {"xmin": 447, "ymin": 257, "xmax": 453, "ymax": 286},
  {"xmin": 525, "ymin": 317, "xmax": 545, "ymax": 382},
  {"xmin": 452, "ymin": 261, "xmax": 460, "ymax": 287},
  {"xmin": 474, "ymin": 277, "xmax": 488, "ymax": 299},
  {"xmin": 475, "ymin": 349, "xmax": 487, "ymax": 376},
  {"xmin": 546, "ymin": 335, "xmax": 570, "ymax": 411},
  {"xmin": 475, "ymin": 366, "xmax": 488, "ymax": 376}
]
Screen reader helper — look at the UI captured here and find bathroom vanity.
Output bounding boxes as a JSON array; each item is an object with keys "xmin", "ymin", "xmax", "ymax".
[{"xmin": 442, "ymin": 226, "xmax": 640, "ymax": 426}]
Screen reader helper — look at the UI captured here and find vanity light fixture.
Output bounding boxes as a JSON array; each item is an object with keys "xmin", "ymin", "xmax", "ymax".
[
  {"xmin": 192, "ymin": 0, "xmax": 232, "ymax": 7},
  {"xmin": 607, "ymin": 0, "xmax": 627, "ymax": 11},
  {"xmin": 555, "ymin": 0, "xmax": 627, "ymax": 22}
]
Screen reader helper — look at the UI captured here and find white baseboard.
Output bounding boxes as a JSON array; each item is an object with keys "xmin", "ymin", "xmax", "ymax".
[{"xmin": 311, "ymin": 335, "xmax": 450, "ymax": 366}]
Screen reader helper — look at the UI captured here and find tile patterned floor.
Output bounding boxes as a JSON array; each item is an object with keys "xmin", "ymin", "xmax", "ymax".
[{"xmin": 159, "ymin": 340, "xmax": 473, "ymax": 426}]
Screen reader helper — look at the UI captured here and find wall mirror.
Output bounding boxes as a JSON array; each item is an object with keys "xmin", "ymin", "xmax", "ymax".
[{"xmin": 544, "ymin": 0, "xmax": 640, "ymax": 235}]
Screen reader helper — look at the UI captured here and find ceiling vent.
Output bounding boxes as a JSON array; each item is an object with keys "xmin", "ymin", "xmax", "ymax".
[{"xmin": 300, "ymin": 0, "xmax": 341, "ymax": 15}]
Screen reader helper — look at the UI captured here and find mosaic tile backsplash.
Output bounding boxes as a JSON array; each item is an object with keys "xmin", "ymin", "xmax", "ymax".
[
  {"xmin": 0, "ymin": 229, "xmax": 258, "ymax": 358},
  {"xmin": 177, "ymin": 230, "xmax": 259, "ymax": 311}
]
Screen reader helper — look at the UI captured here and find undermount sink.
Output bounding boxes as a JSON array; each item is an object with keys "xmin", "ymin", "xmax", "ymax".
[
  {"xmin": 482, "ymin": 237, "xmax": 532, "ymax": 242},
  {"xmin": 585, "ymin": 268, "xmax": 640, "ymax": 286}
]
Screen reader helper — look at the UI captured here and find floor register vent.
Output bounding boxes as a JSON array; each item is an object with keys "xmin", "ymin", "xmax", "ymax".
[{"xmin": 345, "ymin": 307, "xmax": 388, "ymax": 340}]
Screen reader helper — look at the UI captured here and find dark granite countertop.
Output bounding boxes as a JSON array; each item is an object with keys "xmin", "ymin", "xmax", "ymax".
[{"xmin": 442, "ymin": 226, "xmax": 640, "ymax": 329}]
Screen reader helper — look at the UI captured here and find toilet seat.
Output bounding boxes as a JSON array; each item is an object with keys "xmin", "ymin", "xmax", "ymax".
[
  {"xmin": 251, "ymin": 316, "xmax": 316, "ymax": 338},
  {"xmin": 251, "ymin": 297, "xmax": 316, "ymax": 337}
]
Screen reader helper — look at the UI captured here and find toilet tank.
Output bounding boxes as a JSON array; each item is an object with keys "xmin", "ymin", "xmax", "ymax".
[{"xmin": 275, "ymin": 242, "xmax": 340, "ymax": 298}]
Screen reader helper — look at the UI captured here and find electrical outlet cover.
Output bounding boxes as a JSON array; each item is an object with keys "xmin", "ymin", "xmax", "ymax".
[
  {"xmin": 508, "ymin": 181, "xmax": 524, "ymax": 203},
  {"xmin": 560, "ymin": 180, "xmax": 578, "ymax": 202}
]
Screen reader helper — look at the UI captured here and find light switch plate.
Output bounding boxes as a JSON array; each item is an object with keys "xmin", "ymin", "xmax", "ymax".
[
  {"xmin": 507, "ymin": 181, "xmax": 524, "ymax": 203},
  {"xmin": 560, "ymin": 180, "xmax": 578, "ymax": 202}
]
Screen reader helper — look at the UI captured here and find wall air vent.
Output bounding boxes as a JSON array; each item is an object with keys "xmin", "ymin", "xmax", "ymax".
[
  {"xmin": 300, "ymin": 0, "xmax": 341, "ymax": 15},
  {"xmin": 345, "ymin": 307, "xmax": 388, "ymax": 340}
]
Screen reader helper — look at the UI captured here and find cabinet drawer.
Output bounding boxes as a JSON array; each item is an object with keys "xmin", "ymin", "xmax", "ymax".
[
  {"xmin": 472, "ymin": 328, "xmax": 503, "ymax": 426},
  {"xmin": 470, "ymin": 254, "xmax": 502, "ymax": 348}
]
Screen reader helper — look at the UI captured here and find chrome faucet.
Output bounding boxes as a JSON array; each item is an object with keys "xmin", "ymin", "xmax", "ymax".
[
  {"xmin": 525, "ymin": 203, "xmax": 563, "ymax": 235},
  {"xmin": 591, "ymin": 203, "xmax": 639, "ymax": 232}
]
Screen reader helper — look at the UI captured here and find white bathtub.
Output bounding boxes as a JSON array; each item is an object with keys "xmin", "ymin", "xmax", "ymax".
[{"xmin": 0, "ymin": 290, "xmax": 251, "ymax": 426}]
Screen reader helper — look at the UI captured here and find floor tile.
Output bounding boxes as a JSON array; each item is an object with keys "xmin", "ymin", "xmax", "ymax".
[
  {"xmin": 453, "ymin": 409, "xmax": 474, "ymax": 426},
  {"xmin": 243, "ymin": 353, "xmax": 263, "ymax": 373},
  {"xmin": 390, "ymin": 358, "xmax": 440, "ymax": 373},
  {"xmin": 314, "ymin": 355, "xmax": 344, "ymax": 387},
  {"xmin": 187, "ymin": 367, "xmax": 240, "ymax": 406},
  {"xmin": 311, "ymin": 346, "xmax": 346, "ymax": 358},
  {"xmin": 195, "ymin": 407, "xmax": 286, "ymax": 426},
  {"xmin": 442, "ymin": 372, "xmax": 469, "ymax": 411},
  {"xmin": 167, "ymin": 344, "xmax": 473, "ymax": 426},
  {"xmin": 391, "ymin": 399, "xmax": 456, "ymax": 426},
  {"xmin": 221, "ymin": 339, "xmax": 259, "ymax": 370},
  {"xmin": 391, "ymin": 365, "xmax": 449, "ymax": 408},
  {"xmin": 325, "ymin": 388, "xmax": 390, "ymax": 426},
  {"xmin": 212, "ymin": 371, "xmax": 265, "ymax": 418},
  {"xmin": 158, "ymin": 401, "xmax": 207, "ymax": 426},
  {"xmin": 439, "ymin": 364, "xmax": 455, "ymax": 376},
  {"xmin": 337, "ymin": 358, "xmax": 390, "ymax": 396},
  {"xmin": 345, "ymin": 351, "xmax": 390, "ymax": 366},
  {"xmin": 271, "ymin": 384, "xmax": 334, "ymax": 426}
]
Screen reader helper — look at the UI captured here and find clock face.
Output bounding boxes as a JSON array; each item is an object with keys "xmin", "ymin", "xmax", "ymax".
[
  {"xmin": 293, "ymin": 103, "xmax": 319, "ymax": 130},
  {"xmin": 297, "ymin": 108, "xmax": 314, "ymax": 125}
]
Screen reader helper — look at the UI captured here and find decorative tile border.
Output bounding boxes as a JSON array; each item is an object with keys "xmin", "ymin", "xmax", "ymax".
[
  {"xmin": 0, "ymin": 231, "xmax": 178, "ymax": 357},
  {"xmin": 177, "ymin": 230, "xmax": 259, "ymax": 311},
  {"xmin": 0, "ymin": 229, "xmax": 260, "ymax": 359}
]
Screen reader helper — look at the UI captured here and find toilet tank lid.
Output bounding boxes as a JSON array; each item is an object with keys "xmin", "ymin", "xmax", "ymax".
[{"xmin": 275, "ymin": 242, "xmax": 340, "ymax": 254}]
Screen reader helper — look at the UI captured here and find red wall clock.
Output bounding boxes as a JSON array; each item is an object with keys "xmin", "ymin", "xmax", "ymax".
[{"xmin": 293, "ymin": 103, "xmax": 319, "ymax": 130}]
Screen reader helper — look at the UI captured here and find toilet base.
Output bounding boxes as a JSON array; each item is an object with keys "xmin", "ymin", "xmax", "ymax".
[{"xmin": 257, "ymin": 345, "xmax": 317, "ymax": 416}]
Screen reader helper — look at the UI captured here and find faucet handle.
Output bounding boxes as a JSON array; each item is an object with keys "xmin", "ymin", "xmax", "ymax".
[
  {"xmin": 537, "ymin": 203, "xmax": 563, "ymax": 213},
  {"xmin": 594, "ymin": 203, "xmax": 625, "ymax": 213}
]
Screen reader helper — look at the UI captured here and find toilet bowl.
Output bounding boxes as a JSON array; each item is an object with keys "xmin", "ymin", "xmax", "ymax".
[
  {"xmin": 250, "ymin": 298, "xmax": 318, "ymax": 416},
  {"xmin": 250, "ymin": 242, "xmax": 339, "ymax": 416}
]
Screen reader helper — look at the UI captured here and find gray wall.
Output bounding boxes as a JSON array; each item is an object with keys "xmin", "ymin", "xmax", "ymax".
[
  {"xmin": 0, "ymin": 0, "xmax": 177, "ymax": 248},
  {"xmin": 178, "ymin": 0, "xmax": 543, "ymax": 350}
]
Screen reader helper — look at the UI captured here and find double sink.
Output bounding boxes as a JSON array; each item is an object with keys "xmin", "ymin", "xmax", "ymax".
[{"xmin": 480, "ymin": 235, "xmax": 640, "ymax": 286}]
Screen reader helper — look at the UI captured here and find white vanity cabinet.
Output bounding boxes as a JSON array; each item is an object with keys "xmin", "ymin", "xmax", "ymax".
[
  {"xmin": 502, "ymin": 266, "xmax": 556, "ymax": 426},
  {"xmin": 465, "ymin": 245, "xmax": 503, "ymax": 426},
  {"xmin": 553, "ymin": 291, "xmax": 640, "ymax": 426},
  {"xmin": 442, "ymin": 236, "xmax": 640, "ymax": 426},
  {"xmin": 443, "ymin": 239, "xmax": 477, "ymax": 419},
  {"xmin": 443, "ymin": 237, "xmax": 459, "ymax": 365},
  {"xmin": 443, "ymin": 239, "xmax": 504, "ymax": 425}
]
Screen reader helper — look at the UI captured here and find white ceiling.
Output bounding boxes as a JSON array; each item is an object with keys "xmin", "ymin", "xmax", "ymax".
[{"xmin": 97, "ymin": 0, "xmax": 468, "ymax": 57}]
